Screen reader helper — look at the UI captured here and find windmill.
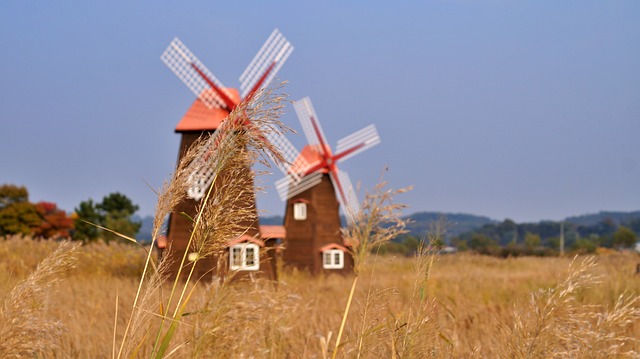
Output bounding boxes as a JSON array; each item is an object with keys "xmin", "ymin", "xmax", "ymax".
[
  {"xmin": 160, "ymin": 29, "xmax": 294, "ymax": 279},
  {"xmin": 266, "ymin": 97, "xmax": 381, "ymax": 274}
]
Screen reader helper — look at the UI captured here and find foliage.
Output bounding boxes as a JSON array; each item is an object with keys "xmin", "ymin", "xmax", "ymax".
[
  {"xmin": 73, "ymin": 193, "xmax": 141, "ymax": 243},
  {"xmin": 613, "ymin": 226, "xmax": 637, "ymax": 249},
  {"xmin": 33, "ymin": 202, "xmax": 74, "ymax": 239},
  {"xmin": 0, "ymin": 185, "xmax": 41, "ymax": 237},
  {"xmin": 0, "ymin": 184, "xmax": 29, "ymax": 209}
]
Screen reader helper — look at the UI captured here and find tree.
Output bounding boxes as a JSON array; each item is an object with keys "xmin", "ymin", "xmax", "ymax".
[
  {"xmin": 524, "ymin": 232, "xmax": 541, "ymax": 248},
  {"xmin": 0, "ymin": 201, "xmax": 40, "ymax": 236},
  {"xmin": 73, "ymin": 193, "xmax": 141, "ymax": 243},
  {"xmin": 33, "ymin": 202, "xmax": 74, "ymax": 239},
  {"xmin": 0, "ymin": 184, "xmax": 29, "ymax": 210},
  {"xmin": 73, "ymin": 199, "xmax": 101, "ymax": 242},
  {"xmin": 97, "ymin": 192, "xmax": 141, "ymax": 242},
  {"xmin": 468, "ymin": 233, "xmax": 499, "ymax": 255},
  {"xmin": 612, "ymin": 226, "xmax": 637, "ymax": 249},
  {"xmin": 0, "ymin": 184, "xmax": 40, "ymax": 237}
]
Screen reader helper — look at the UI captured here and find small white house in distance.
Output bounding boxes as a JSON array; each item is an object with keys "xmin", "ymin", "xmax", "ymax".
[{"xmin": 635, "ymin": 241, "xmax": 640, "ymax": 253}]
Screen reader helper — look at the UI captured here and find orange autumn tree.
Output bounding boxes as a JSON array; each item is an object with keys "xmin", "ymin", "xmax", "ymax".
[{"xmin": 33, "ymin": 202, "xmax": 74, "ymax": 239}]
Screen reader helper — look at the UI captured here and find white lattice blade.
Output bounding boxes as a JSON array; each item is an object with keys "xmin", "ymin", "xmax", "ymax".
[
  {"xmin": 294, "ymin": 97, "xmax": 329, "ymax": 149},
  {"xmin": 264, "ymin": 131, "xmax": 305, "ymax": 179},
  {"xmin": 275, "ymin": 172, "xmax": 323, "ymax": 201},
  {"xmin": 330, "ymin": 170, "xmax": 360, "ymax": 225},
  {"xmin": 183, "ymin": 126, "xmax": 229, "ymax": 200},
  {"xmin": 335, "ymin": 124, "xmax": 381, "ymax": 163},
  {"xmin": 161, "ymin": 38, "xmax": 231, "ymax": 110},
  {"xmin": 239, "ymin": 29, "xmax": 294, "ymax": 98}
]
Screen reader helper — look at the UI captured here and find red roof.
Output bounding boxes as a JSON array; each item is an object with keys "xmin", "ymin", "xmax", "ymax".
[
  {"xmin": 290, "ymin": 145, "xmax": 329, "ymax": 175},
  {"xmin": 175, "ymin": 88, "xmax": 240, "ymax": 132},
  {"xmin": 259, "ymin": 225, "xmax": 286, "ymax": 239},
  {"xmin": 318, "ymin": 243, "xmax": 349, "ymax": 252},
  {"xmin": 228, "ymin": 234, "xmax": 265, "ymax": 248}
]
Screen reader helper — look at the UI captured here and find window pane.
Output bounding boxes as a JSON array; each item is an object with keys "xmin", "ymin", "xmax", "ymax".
[
  {"xmin": 246, "ymin": 247, "xmax": 255, "ymax": 266},
  {"xmin": 293, "ymin": 203, "xmax": 307, "ymax": 220},
  {"xmin": 334, "ymin": 252, "xmax": 341, "ymax": 265},
  {"xmin": 232, "ymin": 247, "xmax": 242, "ymax": 266}
]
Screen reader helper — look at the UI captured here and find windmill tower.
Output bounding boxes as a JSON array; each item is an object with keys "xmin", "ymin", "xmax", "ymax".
[
  {"xmin": 267, "ymin": 97, "xmax": 381, "ymax": 274},
  {"xmin": 160, "ymin": 29, "xmax": 293, "ymax": 280}
]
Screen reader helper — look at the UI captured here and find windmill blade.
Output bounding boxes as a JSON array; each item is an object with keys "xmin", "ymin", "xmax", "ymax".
[
  {"xmin": 239, "ymin": 29, "xmax": 294, "ymax": 99},
  {"xmin": 186, "ymin": 165, "xmax": 216, "ymax": 201},
  {"xmin": 263, "ymin": 131, "xmax": 308, "ymax": 181},
  {"xmin": 161, "ymin": 38, "xmax": 234, "ymax": 110},
  {"xmin": 275, "ymin": 172, "xmax": 323, "ymax": 201},
  {"xmin": 329, "ymin": 169, "xmax": 360, "ymax": 224},
  {"xmin": 334, "ymin": 124, "xmax": 381, "ymax": 163},
  {"xmin": 293, "ymin": 97, "xmax": 330, "ymax": 152},
  {"xmin": 184, "ymin": 127, "xmax": 227, "ymax": 201},
  {"xmin": 185, "ymin": 146, "xmax": 217, "ymax": 201}
]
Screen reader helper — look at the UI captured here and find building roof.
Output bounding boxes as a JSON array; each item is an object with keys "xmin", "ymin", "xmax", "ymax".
[
  {"xmin": 290, "ymin": 145, "xmax": 328, "ymax": 175},
  {"xmin": 175, "ymin": 88, "xmax": 240, "ymax": 132},
  {"xmin": 259, "ymin": 225, "xmax": 286, "ymax": 239},
  {"xmin": 318, "ymin": 243, "xmax": 349, "ymax": 253},
  {"xmin": 228, "ymin": 234, "xmax": 265, "ymax": 248}
]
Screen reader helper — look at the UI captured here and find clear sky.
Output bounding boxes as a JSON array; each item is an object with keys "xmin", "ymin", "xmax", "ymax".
[{"xmin": 1, "ymin": 1, "xmax": 639, "ymax": 223}]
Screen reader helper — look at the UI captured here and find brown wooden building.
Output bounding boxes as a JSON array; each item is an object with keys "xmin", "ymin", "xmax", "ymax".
[{"xmin": 281, "ymin": 173, "xmax": 354, "ymax": 275}]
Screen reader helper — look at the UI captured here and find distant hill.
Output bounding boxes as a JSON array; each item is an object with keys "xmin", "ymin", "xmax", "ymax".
[
  {"xmin": 565, "ymin": 211, "xmax": 640, "ymax": 227},
  {"xmin": 403, "ymin": 212, "xmax": 497, "ymax": 238},
  {"xmin": 134, "ymin": 210, "xmax": 640, "ymax": 244}
]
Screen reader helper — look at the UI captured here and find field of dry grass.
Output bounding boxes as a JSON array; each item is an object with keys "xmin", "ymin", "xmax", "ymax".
[{"xmin": 2, "ymin": 236, "xmax": 639, "ymax": 358}]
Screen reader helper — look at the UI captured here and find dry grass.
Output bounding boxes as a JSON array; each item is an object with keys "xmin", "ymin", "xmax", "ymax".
[{"xmin": 1, "ymin": 237, "xmax": 639, "ymax": 358}]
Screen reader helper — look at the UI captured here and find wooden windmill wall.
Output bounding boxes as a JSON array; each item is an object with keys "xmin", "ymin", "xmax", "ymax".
[
  {"xmin": 268, "ymin": 97, "xmax": 380, "ymax": 275},
  {"xmin": 160, "ymin": 30, "xmax": 293, "ymax": 281},
  {"xmin": 282, "ymin": 174, "xmax": 353, "ymax": 274}
]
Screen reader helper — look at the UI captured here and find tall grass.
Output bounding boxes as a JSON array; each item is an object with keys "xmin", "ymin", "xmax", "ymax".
[
  {"xmin": 1, "ymin": 238, "xmax": 639, "ymax": 357},
  {"xmin": 0, "ymin": 240, "xmax": 80, "ymax": 358}
]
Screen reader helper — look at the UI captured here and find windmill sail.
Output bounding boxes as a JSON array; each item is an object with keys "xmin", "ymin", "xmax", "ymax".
[
  {"xmin": 161, "ymin": 38, "xmax": 234, "ymax": 110},
  {"xmin": 239, "ymin": 29, "xmax": 294, "ymax": 99}
]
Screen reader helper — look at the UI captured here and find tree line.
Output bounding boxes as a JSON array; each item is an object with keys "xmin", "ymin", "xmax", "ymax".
[{"xmin": 0, "ymin": 184, "xmax": 141, "ymax": 242}]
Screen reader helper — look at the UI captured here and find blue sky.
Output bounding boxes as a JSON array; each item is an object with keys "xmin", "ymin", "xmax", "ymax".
[{"xmin": 1, "ymin": 1, "xmax": 639, "ymax": 223}]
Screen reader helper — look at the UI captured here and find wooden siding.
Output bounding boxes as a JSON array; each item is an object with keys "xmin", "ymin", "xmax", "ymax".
[{"xmin": 282, "ymin": 174, "xmax": 353, "ymax": 275}]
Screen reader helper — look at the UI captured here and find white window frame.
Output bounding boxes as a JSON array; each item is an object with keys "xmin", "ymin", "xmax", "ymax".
[
  {"xmin": 293, "ymin": 202, "xmax": 307, "ymax": 220},
  {"xmin": 229, "ymin": 243, "xmax": 260, "ymax": 271},
  {"xmin": 322, "ymin": 249, "xmax": 344, "ymax": 269}
]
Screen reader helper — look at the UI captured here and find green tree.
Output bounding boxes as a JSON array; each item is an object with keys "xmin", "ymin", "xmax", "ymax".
[
  {"xmin": 97, "ymin": 192, "xmax": 141, "ymax": 242},
  {"xmin": 612, "ymin": 226, "xmax": 637, "ymax": 249},
  {"xmin": 73, "ymin": 199, "xmax": 102, "ymax": 242},
  {"xmin": 73, "ymin": 193, "xmax": 141, "ymax": 243},
  {"xmin": 571, "ymin": 237, "xmax": 598, "ymax": 254},
  {"xmin": 468, "ymin": 233, "xmax": 499, "ymax": 255},
  {"xmin": 524, "ymin": 232, "xmax": 541, "ymax": 248}
]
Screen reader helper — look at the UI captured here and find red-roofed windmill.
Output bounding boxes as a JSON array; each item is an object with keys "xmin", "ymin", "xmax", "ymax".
[
  {"xmin": 267, "ymin": 97, "xmax": 380, "ymax": 274},
  {"xmin": 160, "ymin": 29, "xmax": 293, "ymax": 279}
]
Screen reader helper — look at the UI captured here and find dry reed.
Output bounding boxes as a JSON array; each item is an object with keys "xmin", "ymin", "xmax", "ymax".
[{"xmin": 0, "ymin": 240, "xmax": 80, "ymax": 358}]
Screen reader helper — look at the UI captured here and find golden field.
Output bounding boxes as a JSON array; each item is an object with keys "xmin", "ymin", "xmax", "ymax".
[{"xmin": 2, "ymin": 236, "xmax": 639, "ymax": 358}]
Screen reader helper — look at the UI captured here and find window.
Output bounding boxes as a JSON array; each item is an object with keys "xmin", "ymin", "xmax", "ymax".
[
  {"xmin": 293, "ymin": 202, "xmax": 307, "ymax": 220},
  {"xmin": 229, "ymin": 243, "xmax": 260, "ymax": 271},
  {"xmin": 322, "ymin": 249, "xmax": 344, "ymax": 269}
]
